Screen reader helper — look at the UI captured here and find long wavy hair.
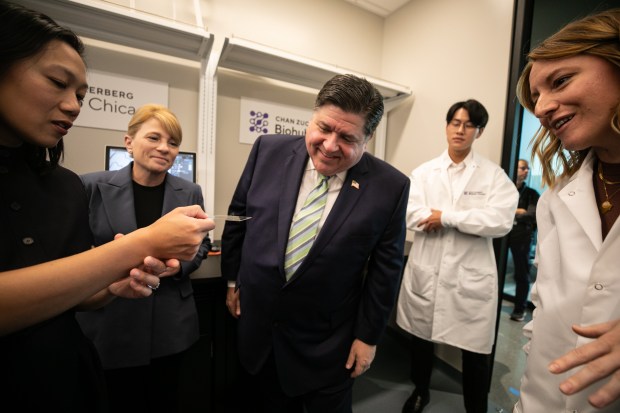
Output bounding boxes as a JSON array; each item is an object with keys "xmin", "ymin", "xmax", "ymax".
[
  {"xmin": 0, "ymin": 2, "xmax": 84, "ymax": 174},
  {"xmin": 516, "ymin": 8, "xmax": 620, "ymax": 187}
]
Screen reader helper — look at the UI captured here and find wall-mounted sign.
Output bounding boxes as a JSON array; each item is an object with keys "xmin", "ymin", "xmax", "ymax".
[
  {"xmin": 239, "ymin": 97, "xmax": 313, "ymax": 145},
  {"xmin": 75, "ymin": 70, "xmax": 168, "ymax": 131}
]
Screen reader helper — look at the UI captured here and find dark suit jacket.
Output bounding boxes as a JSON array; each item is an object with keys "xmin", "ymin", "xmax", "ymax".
[
  {"xmin": 221, "ymin": 134, "xmax": 409, "ymax": 396},
  {"xmin": 76, "ymin": 163, "xmax": 210, "ymax": 369},
  {"xmin": 510, "ymin": 184, "xmax": 540, "ymax": 240}
]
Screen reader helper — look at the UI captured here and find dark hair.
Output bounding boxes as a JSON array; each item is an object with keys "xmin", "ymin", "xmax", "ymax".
[
  {"xmin": 314, "ymin": 74, "xmax": 384, "ymax": 138},
  {"xmin": 445, "ymin": 99, "xmax": 489, "ymax": 129},
  {"xmin": 0, "ymin": 1, "xmax": 85, "ymax": 172}
]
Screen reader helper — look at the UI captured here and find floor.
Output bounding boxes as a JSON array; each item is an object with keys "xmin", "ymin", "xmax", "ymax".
[
  {"xmin": 222, "ymin": 251, "xmax": 533, "ymax": 413},
  {"xmin": 352, "ymin": 300, "xmax": 531, "ymax": 413}
]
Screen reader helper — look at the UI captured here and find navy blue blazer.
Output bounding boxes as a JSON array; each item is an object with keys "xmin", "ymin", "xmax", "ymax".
[
  {"xmin": 76, "ymin": 163, "xmax": 210, "ymax": 369},
  {"xmin": 221, "ymin": 135, "xmax": 409, "ymax": 396}
]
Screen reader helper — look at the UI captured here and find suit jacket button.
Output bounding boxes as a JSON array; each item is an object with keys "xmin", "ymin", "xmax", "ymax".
[{"xmin": 22, "ymin": 237, "xmax": 35, "ymax": 245}]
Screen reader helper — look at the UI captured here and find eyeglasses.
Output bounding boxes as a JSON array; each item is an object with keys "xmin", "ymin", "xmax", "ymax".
[
  {"xmin": 518, "ymin": 166, "xmax": 529, "ymax": 171},
  {"xmin": 448, "ymin": 120, "xmax": 478, "ymax": 130}
]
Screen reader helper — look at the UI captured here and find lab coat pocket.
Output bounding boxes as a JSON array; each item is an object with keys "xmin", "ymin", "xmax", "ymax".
[
  {"xmin": 456, "ymin": 265, "xmax": 494, "ymax": 301},
  {"xmin": 408, "ymin": 262, "xmax": 437, "ymax": 300}
]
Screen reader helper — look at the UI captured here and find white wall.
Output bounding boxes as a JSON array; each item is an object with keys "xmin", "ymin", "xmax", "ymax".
[
  {"xmin": 206, "ymin": 0, "xmax": 385, "ymax": 77},
  {"xmin": 383, "ymin": 0, "xmax": 515, "ymax": 175}
]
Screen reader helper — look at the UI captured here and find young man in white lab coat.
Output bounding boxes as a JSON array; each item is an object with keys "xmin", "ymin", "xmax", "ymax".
[{"xmin": 396, "ymin": 99, "xmax": 518, "ymax": 413}]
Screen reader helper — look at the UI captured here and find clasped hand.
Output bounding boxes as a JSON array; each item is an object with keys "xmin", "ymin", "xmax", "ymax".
[
  {"xmin": 418, "ymin": 209, "xmax": 444, "ymax": 233},
  {"xmin": 109, "ymin": 256, "xmax": 181, "ymax": 298},
  {"xmin": 108, "ymin": 233, "xmax": 181, "ymax": 298}
]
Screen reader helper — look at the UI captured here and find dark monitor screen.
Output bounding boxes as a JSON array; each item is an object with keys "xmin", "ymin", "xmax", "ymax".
[{"xmin": 104, "ymin": 145, "xmax": 196, "ymax": 183}]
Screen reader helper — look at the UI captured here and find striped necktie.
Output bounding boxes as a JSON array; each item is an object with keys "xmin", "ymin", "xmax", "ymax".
[{"xmin": 284, "ymin": 174, "xmax": 330, "ymax": 280}]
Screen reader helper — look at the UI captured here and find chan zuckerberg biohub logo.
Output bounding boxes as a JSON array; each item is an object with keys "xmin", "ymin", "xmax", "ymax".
[{"xmin": 248, "ymin": 110, "xmax": 269, "ymax": 135}]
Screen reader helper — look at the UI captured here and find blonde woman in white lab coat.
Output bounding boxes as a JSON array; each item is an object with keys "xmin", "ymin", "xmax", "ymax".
[
  {"xmin": 397, "ymin": 99, "xmax": 518, "ymax": 413},
  {"xmin": 514, "ymin": 8, "xmax": 620, "ymax": 413}
]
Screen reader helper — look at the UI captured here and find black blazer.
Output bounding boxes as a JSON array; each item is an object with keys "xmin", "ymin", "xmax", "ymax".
[
  {"xmin": 511, "ymin": 184, "xmax": 540, "ymax": 239},
  {"xmin": 221, "ymin": 135, "xmax": 409, "ymax": 396},
  {"xmin": 0, "ymin": 148, "xmax": 106, "ymax": 411},
  {"xmin": 76, "ymin": 164, "xmax": 210, "ymax": 369}
]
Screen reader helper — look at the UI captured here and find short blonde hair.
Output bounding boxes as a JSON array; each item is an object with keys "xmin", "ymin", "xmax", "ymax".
[
  {"xmin": 516, "ymin": 8, "xmax": 620, "ymax": 187},
  {"xmin": 127, "ymin": 104, "xmax": 182, "ymax": 144}
]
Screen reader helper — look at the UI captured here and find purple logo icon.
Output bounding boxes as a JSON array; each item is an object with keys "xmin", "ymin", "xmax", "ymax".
[{"xmin": 249, "ymin": 110, "xmax": 269, "ymax": 135}]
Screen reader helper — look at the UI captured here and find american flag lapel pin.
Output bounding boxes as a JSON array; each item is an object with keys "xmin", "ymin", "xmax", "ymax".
[{"xmin": 351, "ymin": 180, "xmax": 360, "ymax": 190}]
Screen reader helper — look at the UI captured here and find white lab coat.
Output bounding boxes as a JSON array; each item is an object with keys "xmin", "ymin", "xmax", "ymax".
[
  {"xmin": 396, "ymin": 150, "xmax": 518, "ymax": 354},
  {"xmin": 515, "ymin": 151, "xmax": 620, "ymax": 413}
]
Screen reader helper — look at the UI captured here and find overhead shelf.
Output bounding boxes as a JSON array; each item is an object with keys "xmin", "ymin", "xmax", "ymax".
[
  {"xmin": 18, "ymin": 0, "xmax": 411, "ymax": 104},
  {"xmin": 16, "ymin": 0, "xmax": 213, "ymax": 60},
  {"xmin": 219, "ymin": 37, "xmax": 412, "ymax": 104}
]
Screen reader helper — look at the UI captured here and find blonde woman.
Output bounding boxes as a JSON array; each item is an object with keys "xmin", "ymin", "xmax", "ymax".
[
  {"xmin": 515, "ymin": 8, "xmax": 620, "ymax": 412},
  {"xmin": 77, "ymin": 104, "xmax": 211, "ymax": 412}
]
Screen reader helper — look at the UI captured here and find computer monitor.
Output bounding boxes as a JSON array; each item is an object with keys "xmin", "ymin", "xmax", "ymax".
[{"xmin": 104, "ymin": 145, "xmax": 196, "ymax": 183}]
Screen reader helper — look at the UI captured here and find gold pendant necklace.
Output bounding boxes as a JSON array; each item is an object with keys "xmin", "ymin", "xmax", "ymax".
[
  {"xmin": 598, "ymin": 162, "xmax": 620, "ymax": 214},
  {"xmin": 598, "ymin": 161, "xmax": 620, "ymax": 185},
  {"xmin": 600, "ymin": 185, "xmax": 620, "ymax": 214}
]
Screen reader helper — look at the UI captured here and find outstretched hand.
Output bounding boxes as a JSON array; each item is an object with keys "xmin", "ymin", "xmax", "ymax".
[
  {"xmin": 145, "ymin": 205, "xmax": 215, "ymax": 261},
  {"xmin": 549, "ymin": 319, "xmax": 620, "ymax": 408}
]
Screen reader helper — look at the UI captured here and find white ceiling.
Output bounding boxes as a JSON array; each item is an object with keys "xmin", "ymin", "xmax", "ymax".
[{"xmin": 342, "ymin": 0, "xmax": 412, "ymax": 17}]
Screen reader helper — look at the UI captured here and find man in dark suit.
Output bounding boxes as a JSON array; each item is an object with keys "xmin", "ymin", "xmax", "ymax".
[
  {"xmin": 222, "ymin": 74, "xmax": 410, "ymax": 413},
  {"xmin": 508, "ymin": 159, "xmax": 539, "ymax": 322}
]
